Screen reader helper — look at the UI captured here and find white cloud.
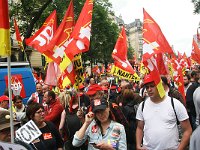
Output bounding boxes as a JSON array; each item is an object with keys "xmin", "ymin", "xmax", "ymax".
[{"xmin": 109, "ymin": 0, "xmax": 200, "ymax": 56}]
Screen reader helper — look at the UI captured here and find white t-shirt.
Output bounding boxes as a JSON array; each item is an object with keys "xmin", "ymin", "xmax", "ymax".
[{"xmin": 136, "ymin": 96, "xmax": 188, "ymax": 150}]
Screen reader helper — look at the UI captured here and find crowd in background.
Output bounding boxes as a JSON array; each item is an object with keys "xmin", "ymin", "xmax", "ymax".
[{"xmin": 1, "ymin": 67, "xmax": 200, "ymax": 150}]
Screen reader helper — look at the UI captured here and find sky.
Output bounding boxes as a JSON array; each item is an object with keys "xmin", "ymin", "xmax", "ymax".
[{"xmin": 109, "ymin": 0, "xmax": 200, "ymax": 56}]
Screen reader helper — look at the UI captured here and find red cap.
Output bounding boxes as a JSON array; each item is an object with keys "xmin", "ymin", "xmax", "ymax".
[
  {"xmin": 101, "ymin": 86, "xmax": 108, "ymax": 91},
  {"xmin": 143, "ymin": 74, "xmax": 154, "ymax": 85},
  {"xmin": 0, "ymin": 95, "xmax": 9, "ymax": 102},
  {"xmin": 86, "ymin": 84, "xmax": 103, "ymax": 95},
  {"xmin": 78, "ymin": 84, "xmax": 85, "ymax": 90}
]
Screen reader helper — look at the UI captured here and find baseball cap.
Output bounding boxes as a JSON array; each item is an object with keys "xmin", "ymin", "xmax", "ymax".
[
  {"xmin": 86, "ymin": 84, "xmax": 103, "ymax": 95},
  {"xmin": 91, "ymin": 98, "xmax": 108, "ymax": 113},
  {"xmin": 78, "ymin": 84, "xmax": 85, "ymax": 90},
  {"xmin": 143, "ymin": 74, "xmax": 154, "ymax": 85},
  {"xmin": 0, "ymin": 95, "xmax": 9, "ymax": 102}
]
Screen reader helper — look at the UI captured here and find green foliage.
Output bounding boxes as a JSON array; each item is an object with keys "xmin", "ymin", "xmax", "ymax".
[
  {"xmin": 9, "ymin": 0, "xmax": 119, "ymax": 65},
  {"xmin": 191, "ymin": 0, "xmax": 200, "ymax": 14},
  {"xmin": 83, "ymin": 0, "xmax": 119, "ymax": 65}
]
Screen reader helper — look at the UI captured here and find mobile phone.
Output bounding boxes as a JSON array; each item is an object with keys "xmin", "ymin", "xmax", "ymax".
[{"xmin": 89, "ymin": 142, "xmax": 96, "ymax": 146}]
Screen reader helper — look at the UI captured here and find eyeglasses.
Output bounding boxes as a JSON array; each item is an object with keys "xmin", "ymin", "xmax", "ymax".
[{"xmin": 35, "ymin": 110, "xmax": 44, "ymax": 114}]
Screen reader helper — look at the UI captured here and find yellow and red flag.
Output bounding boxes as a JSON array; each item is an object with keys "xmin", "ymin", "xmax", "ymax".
[
  {"xmin": 44, "ymin": 0, "xmax": 74, "ymax": 65},
  {"xmin": 44, "ymin": 1, "xmax": 76, "ymax": 88},
  {"xmin": 59, "ymin": 0, "xmax": 94, "ymax": 72},
  {"xmin": 143, "ymin": 8, "xmax": 174, "ymax": 61},
  {"xmin": 25, "ymin": 10, "xmax": 57, "ymax": 55},
  {"xmin": 111, "ymin": 26, "xmax": 140, "ymax": 82},
  {"xmin": 0, "ymin": 0, "xmax": 11, "ymax": 56},
  {"xmin": 142, "ymin": 9, "xmax": 168, "ymax": 98},
  {"xmin": 14, "ymin": 18, "xmax": 24, "ymax": 51}
]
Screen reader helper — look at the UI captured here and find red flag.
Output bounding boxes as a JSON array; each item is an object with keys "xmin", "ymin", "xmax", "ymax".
[
  {"xmin": 111, "ymin": 27, "xmax": 139, "ymax": 81},
  {"xmin": 43, "ymin": 1, "xmax": 76, "ymax": 88},
  {"xmin": 60, "ymin": 0, "xmax": 94, "ymax": 72},
  {"xmin": 156, "ymin": 53, "xmax": 168, "ymax": 75},
  {"xmin": 191, "ymin": 38, "xmax": 200, "ymax": 64},
  {"xmin": 143, "ymin": 57, "xmax": 166, "ymax": 98},
  {"xmin": 171, "ymin": 58, "xmax": 186, "ymax": 103},
  {"xmin": 92, "ymin": 65, "xmax": 100, "ymax": 75},
  {"xmin": 0, "ymin": 0, "xmax": 11, "ymax": 56},
  {"xmin": 143, "ymin": 8, "xmax": 173, "ymax": 61},
  {"xmin": 14, "ymin": 18, "xmax": 24, "ymax": 51},
  {"xmin": 106, "ymin": 64, "xmax": 112, "ymax": 73},
  {"xmin": 44, "ymin": 62, "xmax": 61, "ymax": 86},
  {"xmin": 44, "ymin": 1, "xmax": 74, "ymax": 64},
  {"xmin": 101, "ymin": 64, "xmax": 105, "ymax": 74},
  {"xmin": 112, "ymin": 27, "xmax": 136, "ymax": 74},
  {"xmin": 142, "ymin": 9, "xmax": 167, "ymax": 98},
  {"xmin": 25, "ymin": 10, "xmax": 57, "ymax": 54}
]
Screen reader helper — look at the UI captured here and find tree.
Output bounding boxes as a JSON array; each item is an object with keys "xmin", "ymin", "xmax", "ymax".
[
  {"xmin": 191, "ymin": 0, "xmax": 200, "ymax": 14},
  {"xmin": 83, "ymin": 0, "xmax": 119, "ymax": 68},
  {"xmin": 9, "ymin": 0, "xmax": 119, "ymax": 66}
]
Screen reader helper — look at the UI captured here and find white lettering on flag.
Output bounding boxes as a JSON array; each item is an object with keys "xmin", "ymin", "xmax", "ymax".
[{"xmin": 33, "ymin": 25, "xmax": 54, "ymax": 46}]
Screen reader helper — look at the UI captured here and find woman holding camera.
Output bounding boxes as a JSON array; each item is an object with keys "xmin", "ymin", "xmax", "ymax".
[{"xmin": 59, "ymin": 90, "xmax": 88, "ymax": 150}]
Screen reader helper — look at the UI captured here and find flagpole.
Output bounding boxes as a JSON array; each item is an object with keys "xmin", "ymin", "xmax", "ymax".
[{"xmin": 7, "ymin": 56, "xmax": 14, "ymax": 143}]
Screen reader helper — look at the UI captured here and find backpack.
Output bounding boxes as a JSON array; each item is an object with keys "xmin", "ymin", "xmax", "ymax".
[
  {"xmin": 141, "ymin": 97, "xmax": 180, "ymax": 125},
  {"xmin": 109, "ymin": 102, "xmax": 137, "ymax": 147},
  {"xmin": 63, "ymin": 107, "xmax": 87, "ymax": 150},
  {"xmin": 122, "ymin": 101, "xmax": 139, "ymax": 145}
]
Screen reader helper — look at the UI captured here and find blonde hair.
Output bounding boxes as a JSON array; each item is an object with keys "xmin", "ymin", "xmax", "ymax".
[{"xmin": 58, "ymin": 91, "xmax": 71, "ymax": 108}]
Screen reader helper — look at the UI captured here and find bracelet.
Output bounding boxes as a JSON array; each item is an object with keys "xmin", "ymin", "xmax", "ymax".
[{"xmin": 111, "ymin": 142, "xmax": 118, "ymax": 149}]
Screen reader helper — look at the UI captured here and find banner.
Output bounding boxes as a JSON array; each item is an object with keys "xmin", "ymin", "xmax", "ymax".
[
  {"xmin": 111, "ymin": 65, "xmax": 140, "ymax": 82},
  {"xmin": 73, "ymin": 54, "xmax": 84, "ymax": 89},
  {"xmin": 0, "ymin": 0, "xmax": 11, "ymax": 57}
]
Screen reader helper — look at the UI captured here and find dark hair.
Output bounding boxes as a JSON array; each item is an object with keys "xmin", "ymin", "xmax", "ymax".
[
  {"xmin": 48, "ymin": 90, "xmax": 56, "ymax": 100},
  {"xmin": 184, "ymin": 74, "xmax": 191, "ymax": 80},
  {"xmin": 191, "ymin": 71, "xmax": 197, "ymax": 77},
  {"xmin": 26, "ymin": 103, "xmax": 44, "ymax": 120},
  {"xmin": 95, "ymin": 103, "xmax": 114, "ymax": 135},
  {"xmin": 161, "ymin": 76, "xmax": 170, "ymax": 88},
  {"xmin": 13, "ymin": 95, "xmax": 23, "ymax": 103},
  {"xmin": 122, "ymin": 89, "xmax": 143, "ymax": 106}
]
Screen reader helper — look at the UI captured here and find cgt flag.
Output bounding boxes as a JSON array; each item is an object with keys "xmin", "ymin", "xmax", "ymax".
[
  {"xmin": 44, "ymin": 0, "xmax": 74, "ymax": 65},
  {"xmin": 25, "ymin": 10, "xmax": 57, "ymax": 55},
  {"xmin": 59, "ymin": 0, "xmax": 94, "ymax": 72},
  {"xmin": 0, "ymin": 0, "xmax": 11, "ymax": 57}
]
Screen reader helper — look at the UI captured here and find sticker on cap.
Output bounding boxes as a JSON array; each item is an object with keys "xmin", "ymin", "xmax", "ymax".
[{"xmin": 94, "ymin": 99, "xmax": 101, "ymax": 106}]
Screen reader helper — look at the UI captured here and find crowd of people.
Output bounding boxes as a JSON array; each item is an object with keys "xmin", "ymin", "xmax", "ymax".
[{"xmin": 0, "ymin": 69, "xmax": 200, "ymax": 150}]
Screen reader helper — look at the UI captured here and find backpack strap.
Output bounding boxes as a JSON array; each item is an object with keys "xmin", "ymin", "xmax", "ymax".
[
  {"xmin": 171, "ymin": 97, "xmax": 180, "ymax": 125},
  {"xmin": 142, "ymin": 100, "xmax": 146, "ymax": 112}
]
